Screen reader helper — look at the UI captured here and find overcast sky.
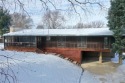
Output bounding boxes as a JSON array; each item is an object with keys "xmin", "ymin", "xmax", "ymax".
[{"xmin": 0, "ymin": 0, "xmax": 110, "ymax": 28}]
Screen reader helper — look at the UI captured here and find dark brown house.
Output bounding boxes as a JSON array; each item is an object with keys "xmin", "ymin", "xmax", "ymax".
[{"xmin": 3, "ymin": 28, "xmax": 115, "ymax": 63}]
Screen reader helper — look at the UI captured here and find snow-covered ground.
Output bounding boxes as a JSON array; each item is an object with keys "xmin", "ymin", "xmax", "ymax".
[
  {"xmin": 0, "ymin": 50, "xmax": 100, "ymax": 83},
  {"xmin": 0, "ymin": 43, "xmax": 4, "ymax": 49},
  {"xmin": 0, "ymin": 43, "xmax": 125, "ymax": 83},
  {"xmin": 111, "ymin": 52, "xmax": 125, "ymax": 64}
]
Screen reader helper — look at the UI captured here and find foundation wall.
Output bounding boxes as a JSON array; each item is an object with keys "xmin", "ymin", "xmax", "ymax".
[
  {"xmin": 5, "ymin": 46, "xmax": 111, "ymax": 64},
  {"xmin": 5, "ymin": 46, "xmax": 37, "ymax": 52},
  {"xmin": 44, "ymin": 47, "xmax": 82, "ymax": 63}
]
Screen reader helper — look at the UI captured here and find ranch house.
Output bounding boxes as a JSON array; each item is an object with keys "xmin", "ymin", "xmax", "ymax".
[{"xmin": 3, "ymin": 28, "xmax": 115, "ymax": 63}]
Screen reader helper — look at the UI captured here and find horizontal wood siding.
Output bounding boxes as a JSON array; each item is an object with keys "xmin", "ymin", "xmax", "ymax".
[{"xmin": 4, "ymin": 36, "xmax": 113, "ymax": 64}]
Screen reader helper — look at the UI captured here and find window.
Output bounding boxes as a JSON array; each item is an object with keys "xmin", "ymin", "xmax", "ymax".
[
  {"xmin": 57, "ymin": 37, "xmax": 66, "ymax": 47},
  {"xmin": 104, "ymin": 37, "xmax": 109, "ymax": 48},
  {"xmin": 5, "ymin": 36, "xmax": 36, "ymax": 47},
  {"xmin": 46, "ymin": 36, "xmax": 51, "ymax": 41},
  {"xmin": 104, "ymin": 37, "xmax": 108, "ymax": 45},
  {"xmin": 77, "ymin": 37, "xmax": 87, "ymax": 48}
]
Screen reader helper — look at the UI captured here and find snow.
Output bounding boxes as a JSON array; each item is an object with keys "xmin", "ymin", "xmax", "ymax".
[
  {"xmin": 111, "ymin": 52, "xmax": 125, "ymax": 64},
  {"xmin": 106, "ymin": 67, "xmax": 125, "ymax": 83},
  {"xmin": 1, "ymin": 50, "xmax": 125, "ymax": 83},
  {"xmin": 0, "ymin": 43, "xmax": 4, "ymax": 49},
  {"xmin": 111, "ymin": 53, "xmax": 119, "ymax": 63},
  {"xmin": 0, "ymin": 50, "xmax": 100, "ymax": 83},
  {"xmin": 3, "ymin": 28, "xmax": 113, "ymax": 36},
  {"xmin": 1, "ymin": 42, "xmax": 125, "ymax": 83}
]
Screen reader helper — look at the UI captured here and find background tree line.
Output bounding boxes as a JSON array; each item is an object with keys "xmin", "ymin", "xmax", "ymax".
[
  {"xmin": 0, "ymin": 7, "xmax": 34, "ymax": 36},
  {"xmin": 0, "ymin": 6, "xmax": 11, "ymax": 36},
  {"xmin": 37, "ymin": 10, "xmax": 105, "ymax": 29}
]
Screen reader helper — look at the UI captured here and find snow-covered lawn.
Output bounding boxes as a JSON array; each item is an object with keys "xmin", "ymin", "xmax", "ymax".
[
  {"xmin": 0, "ymin": 50, "xmax": 100, "ymax": 83},
  {"xmin": 0, "ymin": 43, "xmax": 4, "ymax": 49},
  {"xmin": 0, "ymin": 43, "xmax": 125, "ymax": 83},
  {"xmin": 111, "ymin": 52, "xmax": 125, "ymax": 64}
]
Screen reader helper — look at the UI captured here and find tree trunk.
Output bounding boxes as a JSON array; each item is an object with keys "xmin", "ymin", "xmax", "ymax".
[
  {"xmin": 119, "ymin": 55, "xmax": 122, "ymax": 64},
  {"xmin": 99, "ymin": 52, "xmax": 102, "ymax": 63}
]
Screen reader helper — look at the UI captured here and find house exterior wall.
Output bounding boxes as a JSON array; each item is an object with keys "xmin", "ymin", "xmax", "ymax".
[
  {"xmin": 10, "ymin": 27, "xmax": 24, "ymax": 32},
  {"xmin": 40, "ymin": 36, "xmax": 114, "ymax": 49},
  {"xmin": 5, "ymin": 46, "xmax": 37, "ymax": 52},
  {"xmin": 4, "ymin": 36, "xmax": 114, "ymax": 64},
  {"xmin": 44, "ymin": 47, "xmax": 82, "ymax": 63}
]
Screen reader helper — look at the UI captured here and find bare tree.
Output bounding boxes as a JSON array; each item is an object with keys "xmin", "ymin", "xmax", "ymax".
[
  {"xmin": 75, "ymin": 22, "xmax": 84, "ymax": 29},
  {"xmin": 74, "ymin": 22, "xmax": 92, "ymax": 28},
  {"xmin": 42, "ymin": 10, "xmax": 65, "ymax": 29},
  {"xmin": 74, "ymin": 21, "xmax": 104, "ymax": 28},
  {"xmin": 0, "ymin": 0, "xmax": 105, "ymax": 17},
  {"xmin": 90, "ymin": 21, "xmax": 104, "ymax": 28},
  {"xmin": 36, "ymin": 25, "xmax": 44, "ymax": 29},
  {"xmin": 83, "ymin": 24, "xmax": 92, "ymax": 28},
  {"xmin": 11, "ymin": 12, "xmax": 33, "ymax": 29}
]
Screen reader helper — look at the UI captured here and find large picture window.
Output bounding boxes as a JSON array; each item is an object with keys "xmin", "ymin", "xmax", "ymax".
[
  {"xmin": 57, "ymin": 37, "xmax": 66, "ymax": 47},
  {"xmin": 4, "ymin": 36, "xmax": 36, "ymax": 47},
  {"xmin": 77, "ymin": 37, "xmax": 87, "ymax": 48}
]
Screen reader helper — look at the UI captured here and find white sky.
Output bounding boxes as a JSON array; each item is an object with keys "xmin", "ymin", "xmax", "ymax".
[{"xmin": 0, "ymin": 0, "xmax": 110, "ymax": 27}]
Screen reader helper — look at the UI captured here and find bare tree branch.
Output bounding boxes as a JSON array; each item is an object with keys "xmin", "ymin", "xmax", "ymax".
[
  {"xmin": 0, "ymin": 55, "xmax": 17, "ymax": 83},
  {"xmin": 0, "ymin": 53, "xmax": 37, "ymax": 83},
  {"xmin": 67, "ymin": 0, "xmax": 82, "ymax": 21},
  {"xmin": 10, "ymin": 12, "xmax": 34, "ymax": 29},
  {"xmin": 0, "ymin": 0, "xmax": 105, "ymax": 16},
  {"xmin": 74, "ymin": 20, "xmax": 105, "ymax": 28},
  {"xmin": 42, "ymin": 10, "xmax": 65, "ymax": 29}
]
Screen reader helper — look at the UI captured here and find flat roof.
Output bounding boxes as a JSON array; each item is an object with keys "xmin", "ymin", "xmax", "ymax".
[{"xmin": 3, "ymin": 28, "xmax": 114, "ymax": 36}]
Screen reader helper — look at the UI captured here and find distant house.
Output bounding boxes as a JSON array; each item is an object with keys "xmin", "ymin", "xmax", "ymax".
[
  {"xmin": 9, "ymin": 26, "xmax": 23, "ymax": 32},
  {"xmin": 9, "ymin": 26, "xmax": 31, "ymax": 32},
  {"xmin": 3, "ymin": 28, "xmax": 116, "ymax": 63}
]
